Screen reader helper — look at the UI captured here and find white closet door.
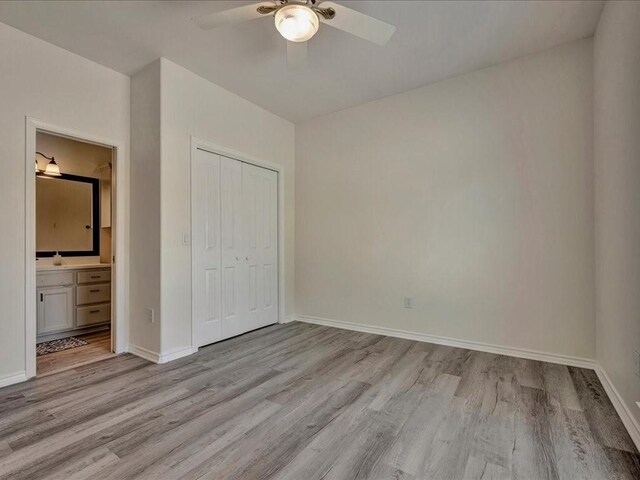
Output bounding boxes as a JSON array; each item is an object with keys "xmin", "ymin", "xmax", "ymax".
[
  {"xmin": 220, "ymin": 156, "xmax": 247, "ymax": 339},
  {"xmin": 242, "ymin": 162, "xmax": 278, "ymax": 330},
  {"xmin": 193, "ymin": 152, "xmax": 278, "ymax": 348},
  {"xmin": 192, "ymin": 149, "xmax": 222, "ymax": 347}
]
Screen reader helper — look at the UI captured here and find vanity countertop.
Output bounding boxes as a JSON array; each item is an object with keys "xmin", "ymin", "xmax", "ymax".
[{"xmin": 36, "ymin": 263, "xmax": 111, "ymax": 272}]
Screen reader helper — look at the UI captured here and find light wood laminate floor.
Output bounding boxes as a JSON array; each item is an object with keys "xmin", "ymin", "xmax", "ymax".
[
  {"xmin": 37, "ymin": 330, "xmax": 114, "ymax": 377},
  {"xmin": 1, "ymin": 322, "xmax": 638, "ymax": 479}
]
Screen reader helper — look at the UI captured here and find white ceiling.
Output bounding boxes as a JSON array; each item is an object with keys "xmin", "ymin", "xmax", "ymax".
[{"xmin": 0, "ymin": 0, "xmax": 604, "ymax": 122}]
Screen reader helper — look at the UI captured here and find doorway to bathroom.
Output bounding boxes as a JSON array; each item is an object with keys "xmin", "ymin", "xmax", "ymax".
[{"xmin": 25, "ymin": 119, "xmax": 127, "ymax": 378}]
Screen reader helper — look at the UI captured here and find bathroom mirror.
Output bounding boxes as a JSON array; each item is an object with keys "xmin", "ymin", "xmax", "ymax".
[{"xmin": 36, "ymin": 173, "xmax": 100, "ymax": 257}]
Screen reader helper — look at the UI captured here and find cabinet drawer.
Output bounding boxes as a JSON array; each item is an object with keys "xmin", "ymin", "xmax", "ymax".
[
  {"xmin": 76, "ymin": 284, "xmax": 111, "ymax": 305},
  {"xmin": 77, "ymin": 270, "xmax": 111, "ymax": 284},
  {"xmin": 37, "ymin": 271, "xmax": 74, "ymax": 288},
  {"xmin": 76, "ymin": 303, "xmax": 111, "ymax": 326}
]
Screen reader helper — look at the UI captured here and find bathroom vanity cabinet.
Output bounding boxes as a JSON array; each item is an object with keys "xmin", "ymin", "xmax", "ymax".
[{"xmin": 36, "ymin": 265, "xmax": 111, "ymax": 342}]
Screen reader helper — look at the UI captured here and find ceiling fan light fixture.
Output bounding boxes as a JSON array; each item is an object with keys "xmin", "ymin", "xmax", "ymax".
[{"xmin": 274, "ymin": 4, "xmax": 319, "ymax": 42}]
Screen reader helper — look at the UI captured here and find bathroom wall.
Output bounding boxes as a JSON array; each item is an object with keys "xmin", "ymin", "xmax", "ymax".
[
  {"xmin": 36, "ymin": 177, "xmax": 93, "ymax": 252},
  {"xmin": 36, "ymin": 132, "xmax": 112, "ymax": 176},
  {"xmin": 36, "ymin": 132, "xmax": 113, "ymax": 261}
]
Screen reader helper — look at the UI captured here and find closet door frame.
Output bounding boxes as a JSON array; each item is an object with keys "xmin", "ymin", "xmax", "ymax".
[{"xmin": 190, "ymin": 136, "xmax": 285, "ymax": 352}]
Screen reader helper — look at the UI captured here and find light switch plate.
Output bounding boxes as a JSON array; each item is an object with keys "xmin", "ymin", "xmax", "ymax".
[
  {"xmin": 404, "ymin": 297, "xmax": 413, "ymax": 309},
  {"xmin": 182, "ymin": 233, "xmax": 190, "ymax": 246}
]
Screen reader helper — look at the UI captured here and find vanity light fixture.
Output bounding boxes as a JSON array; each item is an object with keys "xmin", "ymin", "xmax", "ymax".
[{"xmin": 36, "ymin": 151, "xmax": 61, "ymax": 177}]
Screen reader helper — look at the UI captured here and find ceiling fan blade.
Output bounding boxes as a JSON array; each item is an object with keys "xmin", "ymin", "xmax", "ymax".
[
  {"xmin": 316, "ymin": 1, "xmax": 396, "ymax": 46},
  {"xmin": 193, "ymin": 2, "xmax": 276, "ymax": 30},
  {"xmin": 287, "ymin": 41, "xmax": 308, "ymax": 69}
]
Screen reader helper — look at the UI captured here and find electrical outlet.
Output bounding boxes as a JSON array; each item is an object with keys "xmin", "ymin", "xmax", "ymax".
[
  {"xmin": 147, "ymin": 308, "xmax": 155, "ymax": 323},
  {"xmin": 404, "ymin": 297, "xmax": 413, "ymax": 309},
  {"xmin": 634, "ymin": 350, "xmax": 640, "ymax": 378}
]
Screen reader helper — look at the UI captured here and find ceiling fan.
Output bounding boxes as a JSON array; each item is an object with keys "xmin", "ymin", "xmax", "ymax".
[{"xmin": 193, "ymin": 0, "xmax": 396, "ymax": 68}]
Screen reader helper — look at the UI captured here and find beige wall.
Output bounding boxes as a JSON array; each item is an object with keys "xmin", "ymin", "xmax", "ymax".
[
  {"xmin": 295, "ymin": 39, "xmax": 595, "ymax": 360},
  {"xmin": 130, "ymin": 60, "xmax": 162, "ymax": 354},
  {"xmin": 36, "ymin": 131, "xmax": 111, "ymax": 177},
  {"xmin": 36, "ymin": 177, "xmax": 93, "ymax": 251},
  {"xmin": 36, "ymin": 132, "xmax": 112, "ymax": 259},
  {"xmin": 0, "ymin": 22, "xmax": 129, "ymax": 382},
  {"xmin": 594, "ymin": 1, "xmax": 640, "ymax": 427},
  {"xmin": 159, "ymin": 58, "xmax": 295, "ymax": 355},
  {"xmin": 129, "ymin": 58, "xmax": 295, "ymax": 358}
]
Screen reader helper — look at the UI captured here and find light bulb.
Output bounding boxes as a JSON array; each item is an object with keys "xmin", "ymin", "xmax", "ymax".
[{"xmin": 275, "ymin": 4, "xmax": 319, "ymax": 43}]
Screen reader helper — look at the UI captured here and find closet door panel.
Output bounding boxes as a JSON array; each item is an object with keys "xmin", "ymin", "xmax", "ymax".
[
  {"xmin": 192, "ymin": 149, "xmax": 222, "ymax": 347},
  {"xmin": 261, "ymin": 167, "xmax": 278, "ymax": 325},
  {"xmin": 220, "ymin": 156, "xmax": 246, "ymax": 338},
  {"xmin": 221, "ymin": 157, "xmax": 243, "ymax": 253},
  {"xmin": 243, "ymin": 163, "xmax": 278, "ymax": 329},
  {"xmin": 242, "ymin": 164, "xmax": 261, "ymax": 330}
]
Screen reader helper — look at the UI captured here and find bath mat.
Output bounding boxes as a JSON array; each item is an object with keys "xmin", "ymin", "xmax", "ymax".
[{"xmin": 36, "ymin": 337, "xmax": 88, "ymax": 356}]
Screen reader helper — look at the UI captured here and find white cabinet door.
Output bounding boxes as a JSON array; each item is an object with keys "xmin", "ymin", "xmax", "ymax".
[
  {"xmin": 192, "ymin": 149, "xmax": 223, "ymax": 347},
  {"xmin": 242, "ymin": 162, "xmax": 278, "ymax": 331},
  {"xmin": 37, "ymin": 286, "xmax": 74, "ymax": 335}
]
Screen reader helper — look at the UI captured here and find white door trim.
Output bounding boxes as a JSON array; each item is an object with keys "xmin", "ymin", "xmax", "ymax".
[
  {"xmin": 190, "ymin": 136, "xmax": 285, "ymax": 352},
  {"xmin": 25, "ymin": 117, "xmax": 128, "ymax": 378}
]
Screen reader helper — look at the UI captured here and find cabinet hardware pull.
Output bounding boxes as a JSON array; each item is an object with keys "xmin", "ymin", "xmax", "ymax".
[
  {"xmin": 89, "ymin": 310, "xmax": 100, "ymax": 314},
  {"xmin": 90, "ymin": 276, "xmax": 100, "ymax": 279},
  {"xmin": 89, "ymin": 289, "xmax": 100, "ymax": 293},
  {"xmin": 40, "ymin": 293, "xmax": 43, "ymax": 302}
]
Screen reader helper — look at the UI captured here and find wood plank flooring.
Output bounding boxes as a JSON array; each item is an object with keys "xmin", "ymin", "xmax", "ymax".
[
  {"xmin": 37, "ymin": 330, "xmax": 113, "ymax": 377},
  {"xmin": 1, "ymin": 322, "xmax": 638, "ymax": 479}
]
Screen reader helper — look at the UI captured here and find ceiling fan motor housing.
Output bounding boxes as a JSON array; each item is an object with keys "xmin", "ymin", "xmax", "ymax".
[{"xmin": 258, "ymin": 1, "xmax": 335, "ymax": 21}]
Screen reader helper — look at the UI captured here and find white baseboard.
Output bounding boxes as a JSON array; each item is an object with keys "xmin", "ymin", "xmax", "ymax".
[
  {"xmin": 128, "ymin": 344, "xmax": 161, "ymax": 363},
  {"xmin": 159, "ymin": 346, "xmax": 197, "ymax": 363},
  {"xmin": 128, "ymin": 344, "xmax": 196, "ymax": 364},
  {"xmin": 279, "ymin": 315, "xmax": 296, "ymax": 324},
  {"xmin": 595, "ymin": 364, "xmax": 640, "ymax": 451},
  {"xmin": 0, "ymin": 371, "xmax": 29, "ymax": 389},
  {"xmin": 294, "ymin": 315, "xmax": 596, "ymax": 369}
]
